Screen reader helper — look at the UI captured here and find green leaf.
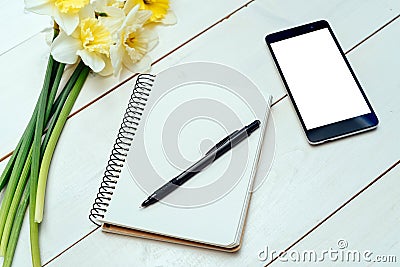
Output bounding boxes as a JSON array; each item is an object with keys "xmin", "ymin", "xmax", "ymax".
[
  {"xmin": 3, "ymin": 180, "xmax": 30, "ymax": 267},
  {"xmin": 0, "ymin": 140, "xmax": 22, "ymax": 191},
  {"xmin": 29, "ymin": 50, "xmax": 54, "ymax": 267},
  {"xmin": 45, "ymin": 62, "xmax": 66, "ymax": 122},
  {"xmin": 0, "ymin": 148, "xmax": 32, "ymax": 255},
  {"xmin": 0, "ymin": 100, "xmax": 38, "ymax": 250},
  {"xmin": 43, "ymin": 61, "xmax": 85, "ymax": 152}
]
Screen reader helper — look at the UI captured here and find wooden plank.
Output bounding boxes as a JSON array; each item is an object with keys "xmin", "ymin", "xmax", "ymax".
[
  {"xmin": 0, "ymin": 0, "xmax": 250, "ymax": 159},
  {"xmin": 266, "ymin": 163, "xmax": 400, "ymax": 266},
  {"xmin": 255, "ymin": 0, "xmax": 400, "ymax": 50},
  {"xmin": 0, "ymin": 0, "xmax": 49, "ymax": 55},
  {"xmin": 38, "ymin": 7, "xmax": 400, "ymax": 267}
]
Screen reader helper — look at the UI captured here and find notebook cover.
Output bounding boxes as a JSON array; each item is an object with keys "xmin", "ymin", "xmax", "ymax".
[{"xmin": 102, "ymin": 222, "xmax": 241, "ymax": 252}]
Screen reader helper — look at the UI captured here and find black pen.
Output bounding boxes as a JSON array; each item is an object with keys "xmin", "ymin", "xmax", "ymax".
[{"xmin": 140, "ymin": 120, "xmax": 261, "ymax": 208}]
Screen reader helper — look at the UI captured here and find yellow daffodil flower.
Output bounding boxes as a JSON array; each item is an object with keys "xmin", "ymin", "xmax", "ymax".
[
  {"xmin": 130, "ymin": 0, "xmax": 176, "ymax": 24},
  {"xmin": 94, "ymin": 0, "xmax": 153, "ymax": 35},
  {"xmin": 109, "ymin": 5, "xmax": 158, "ymax": 75},
  {"xmin": 94, "ymin": 0, "xmax": 141, "ymax": 37},
  {"xmin": 97, "ymin": 6, "xmax": 126, "ymax": 35},
  {"xmin": 51, "ymin": 17, "xmax": 113, "ymax": 75},
  {"xmin": 25, "ymin": 0, "xmax": 92, "ymax": 35}
]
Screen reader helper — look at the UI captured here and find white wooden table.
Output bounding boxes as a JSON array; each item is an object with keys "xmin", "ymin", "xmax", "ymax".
[{"xmin": 0, "ymin": 0, "xmax": 399, "ymax": 266}]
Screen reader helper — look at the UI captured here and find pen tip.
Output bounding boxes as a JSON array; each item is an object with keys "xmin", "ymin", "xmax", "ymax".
[
  {"xmin": 139, "ymin": 205, "xmax": 144, "ymax": 209},
  {"xmin": 246, "ymin": 120, "xmax": 261, "ymax": 135}
]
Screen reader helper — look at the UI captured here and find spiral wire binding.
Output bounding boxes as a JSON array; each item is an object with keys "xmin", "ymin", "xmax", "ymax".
[{"xmin": 89, "ymin": 74, "xmax": 155, "ymax": 226}]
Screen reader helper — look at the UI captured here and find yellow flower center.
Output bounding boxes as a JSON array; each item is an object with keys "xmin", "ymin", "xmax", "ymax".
[
  {"xmin": 124, "ymin": 30, "xmax": 148, "ymax": 61},
  {"xmin": 54, "ymin": 0, "xmax": 90, "ymax": 14},
  {"xmin": 125, "ymin": 35, "xmax": 136, "ymax": 48},
  {"xmin": 133, "ymin": 0, "xmax": 169, "ymax": 22},
  {"xmin": 80, "ymin": 18, "xmax": 112, "ymax": 56}
]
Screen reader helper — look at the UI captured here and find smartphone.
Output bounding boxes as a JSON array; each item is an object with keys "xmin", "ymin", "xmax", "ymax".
[{"xmin": 265, "ymin": 20, "xmax": 378, "ymax": 144}]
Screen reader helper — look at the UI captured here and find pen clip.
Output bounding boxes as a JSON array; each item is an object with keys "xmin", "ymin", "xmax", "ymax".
[{"xmin": 205, "ymin": 130, "xmax": 238, "ymax": 155}]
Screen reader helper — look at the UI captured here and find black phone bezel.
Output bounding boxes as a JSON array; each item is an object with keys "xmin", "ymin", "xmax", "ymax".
[{"xmin": 265, "ymin": 20, "xmax": 379, "ymax": 144}]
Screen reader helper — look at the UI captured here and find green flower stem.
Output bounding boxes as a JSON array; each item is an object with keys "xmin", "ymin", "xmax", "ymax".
[
  {"xmin": 0, "ymin": 63, "xmax": 84, "ymax": 262},
  {"xmin": 0, "ymin": 96, "xmax": 40, "ymax": 192},
  {"xmin": 35, "ymin": 65, "xmax": 90, "ymax": 223},
  {"xmin": 30, "ymin": 50, "xmax": 54, "ymax": 267},
  {"xmin": 50, "ymin": 60, "xmax": 60, "ymax": 81},
  {"xmin": 0, "ymin": 148, "xmax": 32, "ymax": 255},
  {"xmin": 51, "ymin": 62, "xmax": 85, "ymax": 114},
  {"xmin": 0, "ymin": 54, "xmax": 62, "ymax": 250},
  {"xmin": 0, "ymin": 60, "xmax": 82, "ymax": 261},
  {"xmin": 0, "ymin": 59, "xmax": 63, "ymax": 192},
  {"xmin": 0, "ymin": 139, "xmax": 22, "ymax": 191},
  {"xmin": 43, "ymin": 61, "xmax": 85, "ymax": 152},
  {"xmin": 0, "ymin": 26, "xmax": 60, "ymax": 190},
  {"xmin": 0, "ymin": 53, "xmax": 51, "ymax": 250},
  {"xmin": 0, "ymin": 26, "xmax": 62, "ymax": 264},
  {"xmin": 0, "ymin": 135, "xmax": 32, "ymax": 249},
  {"xmin": 46, "ymin": 62, "xmax": 66, "ymax": 121},
  {"xmin": 29, "ymin": 210, "xmax": 40, "ymax": 267},
  {"xmin": 3, "ymin": 180, "xmax": 30, "ymax": 267},
  {"xmin": 48, "ymin": 27, "xmax": 60, "ymax": 85}
]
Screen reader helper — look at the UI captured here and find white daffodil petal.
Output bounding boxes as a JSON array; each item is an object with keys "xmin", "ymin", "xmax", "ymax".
[
  {"xmin": 103, "ymin": 6, "xmax": 125, "ymax": 17},
  {"xmin": 128, "ymin": 9, "xmax": 152, "ymax": 27},
  {"xmin": 24, "ymin": 0, "xmax": 53, "ymax": 15},
  {"xmin": 51, "ymin": 33, "xmax": 81, "ymax": 64},
  {"xmin": 123, "ymin": 54, "xmax": 152, "ymax": 73},
  {"xmin": 54, "ymin": 12, "xmax": 79, "ymax": 35},
  {"xmin": 98, "ymin": 56, "xmax": 114, "ymax": 76},
  {"xmin": 92, "ymin": 0, "xmax": 107, "ymax": 12},
  {"xmin": 43, "ymin": 27, "xmax": 55, "ymax": 46},
  {"xmin": 99, "ymin": 7, "xmax": 125, "ymax": 35},
  {"xmin": 161, "ymin": 11, "xmax": 177, "ymax": 25},
  {"xmin": 77, "ymin": 50, "xmax": 106, "ymax": 73},
  {"xmin": 123, "ymin": 0, "xmax": 137, "ymax": 15},
  {"xmin": 122, "ymin": 6, "xmax": 148, "ymax": 30},
  {"xmin": 140, "ymin": 28, "xmax": 159, "ymax": 52},
  {"xmin": 110, "ymin": 44, "xmax": 125, "ymax": 75},
  {"xmin": 79, "ymin": 4, "xmax": 95, "ymax": 19}
]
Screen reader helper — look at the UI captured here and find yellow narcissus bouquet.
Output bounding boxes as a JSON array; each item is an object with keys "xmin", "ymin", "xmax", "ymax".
[{"xmin": 0, "ymin": 0, "xmax": 175, "ymax": 266}]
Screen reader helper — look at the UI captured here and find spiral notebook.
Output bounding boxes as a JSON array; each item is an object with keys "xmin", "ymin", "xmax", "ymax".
[{"xmin": 89, "ymin": 62, "xmax": 272, "ymax": 252}]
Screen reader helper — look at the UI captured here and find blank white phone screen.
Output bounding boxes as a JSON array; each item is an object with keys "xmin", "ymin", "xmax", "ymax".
[{"xmin": 270, "ymin": 28, "xmax": 371, "ymax": 130}]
